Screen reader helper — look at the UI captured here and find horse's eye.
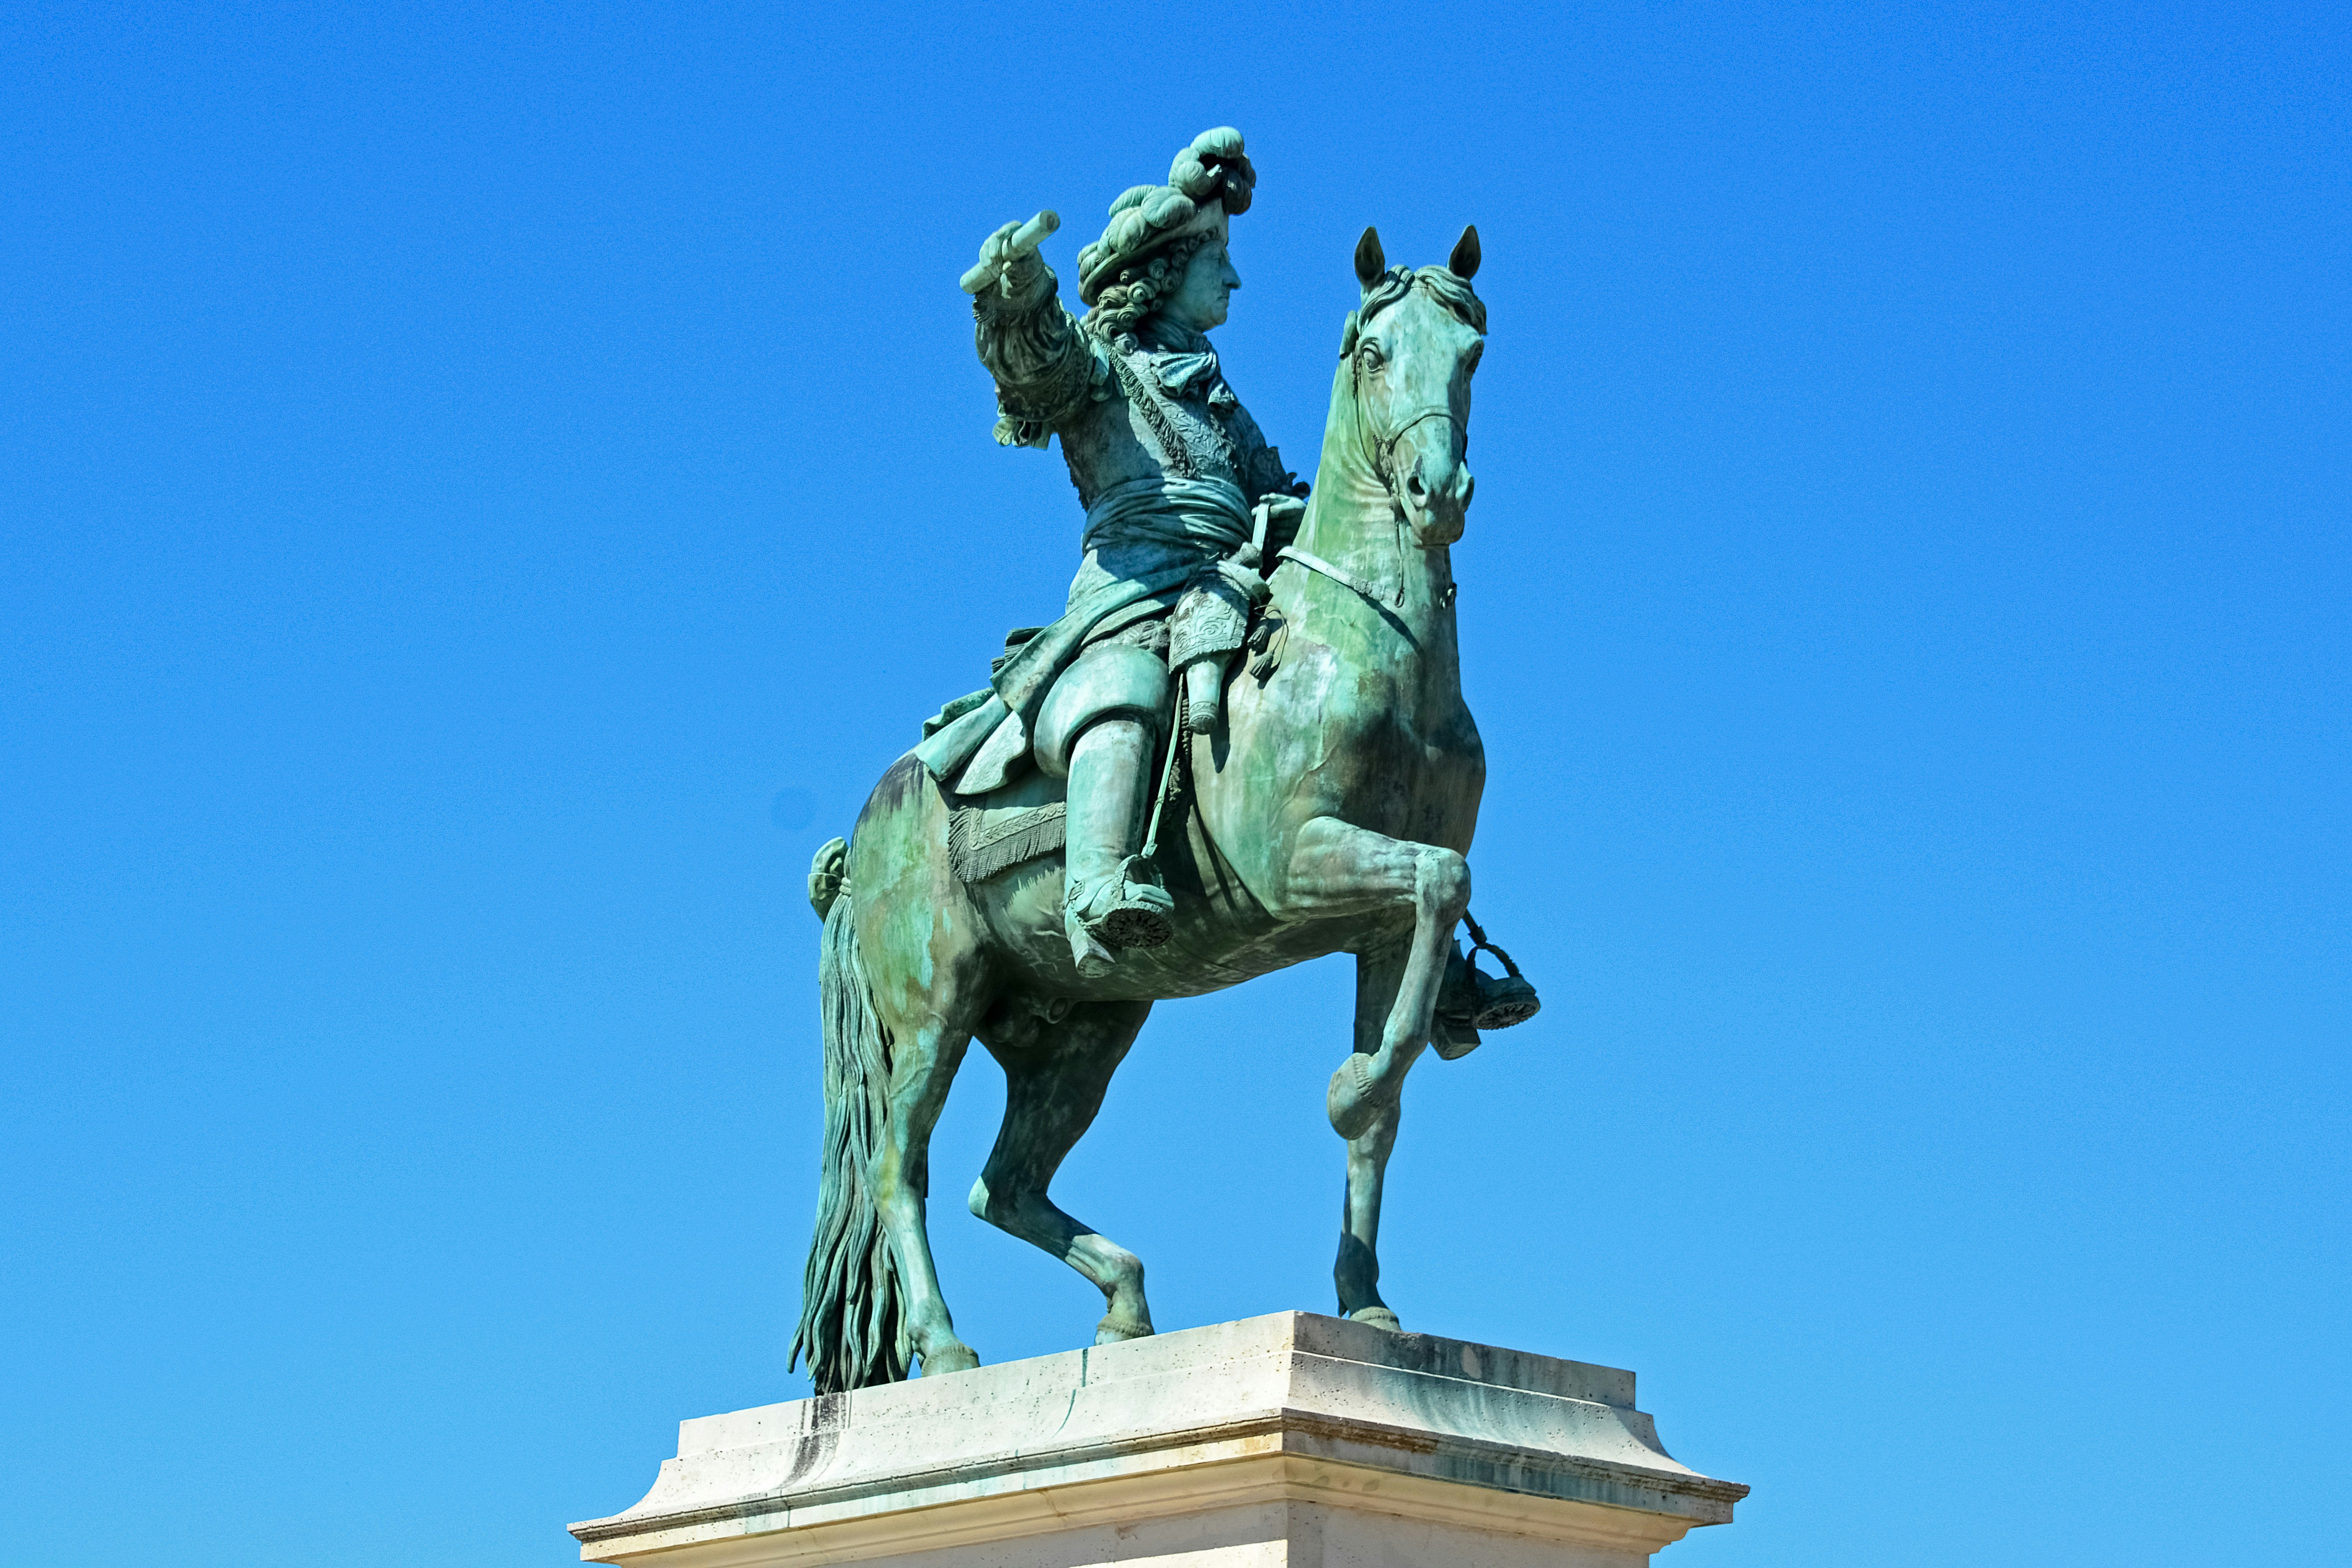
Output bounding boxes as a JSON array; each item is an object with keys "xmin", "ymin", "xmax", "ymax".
[{"xmin": 1358, "ymin": 342, "xmax": 1385, "ymax": 371}]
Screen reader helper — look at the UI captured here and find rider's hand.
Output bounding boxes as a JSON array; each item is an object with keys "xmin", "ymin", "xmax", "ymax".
[
  {"xmin": 974, "ymin": 220, "xmax": 1049, "ymax": 299},
  {"xmin": 1261, "ymin": 494, "xmax": 1308, "ymax": 526}
]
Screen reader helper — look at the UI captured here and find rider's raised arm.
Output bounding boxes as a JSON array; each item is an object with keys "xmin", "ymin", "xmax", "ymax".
[{"xmin": 971, "ymin": 234, "xmax": 1105, "ymax": 451}]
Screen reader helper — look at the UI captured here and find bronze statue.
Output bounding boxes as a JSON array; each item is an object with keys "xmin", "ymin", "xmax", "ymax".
[{"xmin": 792, "ymin": 129, "xmax": 1537, "ymax": 1395}]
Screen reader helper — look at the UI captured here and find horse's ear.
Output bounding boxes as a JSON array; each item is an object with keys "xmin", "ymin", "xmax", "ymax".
[
  {"xmin": 1354, "ymin": 226, "xmax": 1385, "ymax": 288},
  {"xmin": 1448, "ymin": 224, "xmax": 1482, "ymax": 280}
]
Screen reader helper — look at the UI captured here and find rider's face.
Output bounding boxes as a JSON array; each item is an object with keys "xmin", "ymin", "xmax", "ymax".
[{"xmin": 1164, "ymin": 241, "xmax": 1241, "ymax": 332}]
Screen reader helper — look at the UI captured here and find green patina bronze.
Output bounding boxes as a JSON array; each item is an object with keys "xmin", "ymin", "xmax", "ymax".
[{"xmin": 791, "ymin": 130, "xmax": 1538, "ymax": 1395}]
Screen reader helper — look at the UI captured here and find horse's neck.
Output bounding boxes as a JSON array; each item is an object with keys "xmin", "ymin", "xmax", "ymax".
[{"xmin": 1285, "ymin": 361, "xmax": 1461, "ymax": 675}]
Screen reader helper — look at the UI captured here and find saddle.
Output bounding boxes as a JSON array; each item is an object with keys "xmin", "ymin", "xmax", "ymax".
[{"xmin": 907, "ymin": 629, "xmax": 1065, "ymax": 884}]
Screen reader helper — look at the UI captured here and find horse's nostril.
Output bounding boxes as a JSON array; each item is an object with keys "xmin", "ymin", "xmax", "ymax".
[{"xmin": 1405, "ymin": 470, "xmax": 1428, "ymax": 499}]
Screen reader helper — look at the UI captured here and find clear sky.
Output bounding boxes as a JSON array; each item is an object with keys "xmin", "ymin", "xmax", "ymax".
[{"xmin": 4, "ymin": 3, "xmax": 2345, "ymax": 1564}]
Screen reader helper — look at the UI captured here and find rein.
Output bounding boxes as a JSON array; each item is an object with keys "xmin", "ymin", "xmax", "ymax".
[
  {"xmin": 1335, "ymin": 345, "xmax": 1465, "ymax": 608},
  {"xmin": 1276, "ymin": 544, "xmax": 1390, "ymax": 607}
]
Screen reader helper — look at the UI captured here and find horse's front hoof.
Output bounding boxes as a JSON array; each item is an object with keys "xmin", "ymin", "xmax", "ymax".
[
  {"xmin": 1327, "ymin": 1053, "xmax": 1388, "ymax": 1140},
  {"xmin": 1095, "ymin": 1312, "xmax": 1154, "ymax": 1344},
  {"xmin": 918, "ymin": 1343, "xmax": 981, "ymax": 1377},
  {"xmin": 1348, "ymin": 1305, "xmax": 1403, "ymax": 1333}
]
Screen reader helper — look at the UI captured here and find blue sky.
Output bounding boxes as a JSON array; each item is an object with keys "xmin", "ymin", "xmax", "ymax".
[{"xmin": 3, "ymin": 3, "xmax": 2345, "ymax": 1564}]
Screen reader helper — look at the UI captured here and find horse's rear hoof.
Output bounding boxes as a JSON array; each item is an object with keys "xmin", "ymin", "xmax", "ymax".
[
  {"xmin": 1348, "ymin": 1306, "xmax": 1403, "ymax": 1333},
  {"xmin": 1095, "ymin": 1312, "xmax": 1154, "ymax": 1344},
  {"xmin": 918, "ymin": 1344, "xmax": 981, "ymax": 1377}
]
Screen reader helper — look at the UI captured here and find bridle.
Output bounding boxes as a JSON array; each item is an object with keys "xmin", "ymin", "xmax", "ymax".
[
  {"xmin": 1279, "ymin": 273, "xmax": 1482, "ymax": 611},
  {"xmin": 1347, "ymin": 288, "xmax": 1471, "ymax": 504},
  {"xmin": 1280, "ymin": 374, "xmax": 1466, "ymax": 613},
  {"xmin": 1358, "ymin": 400, "xmax": 1464, "ymax": 500}
]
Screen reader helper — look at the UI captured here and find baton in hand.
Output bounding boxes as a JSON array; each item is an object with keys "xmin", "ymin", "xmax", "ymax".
[{"xmin": 960, "ymin": 210, "xmax": 1060, "ymax": 294}]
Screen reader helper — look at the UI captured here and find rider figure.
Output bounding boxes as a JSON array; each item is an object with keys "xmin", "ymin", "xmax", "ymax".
[{"xmin": 966, "ymin": 128, "xmax": 1309, "ymax": 978}]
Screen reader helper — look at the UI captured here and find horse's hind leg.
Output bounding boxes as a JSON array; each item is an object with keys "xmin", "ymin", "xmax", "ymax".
[
  {"xmin": 868, "ymin": 999, "xmax": 983, "ymax": 1376},
  {"xmin": 970, "ymin": 998, "xmax": 1157, "ymax": 1344},
  {"xmin": 1336, "ymin": 942, "xmax": 1410, "ymax": 1330},
  {"xmin": 842, "ymin": 755, "xmax": 991, "ymax": 1380}
]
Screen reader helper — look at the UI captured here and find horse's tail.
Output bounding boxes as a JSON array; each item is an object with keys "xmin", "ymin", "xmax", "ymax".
[{"xmin": 787, "ymin": 854, "xmax": 910, "ymax": 1393}]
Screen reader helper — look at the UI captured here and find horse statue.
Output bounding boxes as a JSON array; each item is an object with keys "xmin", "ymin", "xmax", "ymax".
[{"xmin": 790, "ymin": 224, "xmax": 1537, "ymax": 1394}]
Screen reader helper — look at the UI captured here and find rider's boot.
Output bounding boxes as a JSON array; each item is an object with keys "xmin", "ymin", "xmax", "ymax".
[{"xmin": 1062, "ymin": 716, "xmax": 1175, "ymax": 978}]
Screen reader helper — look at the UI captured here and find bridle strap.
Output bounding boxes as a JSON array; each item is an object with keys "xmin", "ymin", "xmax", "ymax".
[
  {"xmin": 1354, "ymin": 383, "xmax": 1463, "ymax": 489},
  {"xmin": 1276, "ymin": 545, "xmax": 1387, "ymax": 607},
  {"xmin": 1343, "ymin": 306, "xmax": 1468, "ymax": 599},
  {"xmin": 1378, "ymin": 406, "xmax": 1460, "ymax": 452},
  {"xmin": 1345, "ymin": 378, "xmax": 1456, "ymax": 604}
]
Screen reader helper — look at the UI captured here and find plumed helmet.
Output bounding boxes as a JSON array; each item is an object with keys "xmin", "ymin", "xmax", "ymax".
[{"xmin": 1075, "ymin": 127, "xmax": 1255, "ymax": 307}]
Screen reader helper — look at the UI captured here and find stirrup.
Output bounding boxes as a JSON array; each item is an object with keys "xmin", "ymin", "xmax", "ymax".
[
  {"xmin": 1432, "ymin": 913, "xmax": 1541, "ymax": 1059},
  {"xmin": 1066, "ymin": 857, "xmax": 1175, "ymax": 965}
]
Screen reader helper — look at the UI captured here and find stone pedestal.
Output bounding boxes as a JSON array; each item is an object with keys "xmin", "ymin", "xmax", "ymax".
[{"xmin": 570, "ymin": 1312, "xmax": 1746, "ymax": 1568}]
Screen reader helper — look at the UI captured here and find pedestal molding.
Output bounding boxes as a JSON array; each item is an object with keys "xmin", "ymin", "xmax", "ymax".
[{"xmin": 569, "ymin": 1313, "xmax": 1747, "ymax": 1568}]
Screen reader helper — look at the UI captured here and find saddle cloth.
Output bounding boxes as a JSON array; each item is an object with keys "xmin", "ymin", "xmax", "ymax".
[{"xmin": 946, "ymin": 797, "xmax": 1066, "ymax": 884}]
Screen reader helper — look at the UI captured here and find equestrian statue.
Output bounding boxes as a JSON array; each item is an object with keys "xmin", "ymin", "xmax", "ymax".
[{"xmin": 791, "ymin": 128, "xmax": 1539, "ymax": 1394}]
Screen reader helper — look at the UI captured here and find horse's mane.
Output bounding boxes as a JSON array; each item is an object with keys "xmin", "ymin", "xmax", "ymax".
[{"xmin": 1341, "ymin": 265, "xmax": 1485, "ymax": 355}]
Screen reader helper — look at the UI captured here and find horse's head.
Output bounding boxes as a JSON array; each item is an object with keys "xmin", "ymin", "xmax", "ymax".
[{"xmin": 1345, "ymin": 225, "xmax": 1486, "ymax": 547}]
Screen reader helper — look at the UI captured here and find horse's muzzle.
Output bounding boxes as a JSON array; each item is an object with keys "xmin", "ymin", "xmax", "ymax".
[{"xmin": 1401, "ymin": 455, "xmax": 1474, "ymax": 547}]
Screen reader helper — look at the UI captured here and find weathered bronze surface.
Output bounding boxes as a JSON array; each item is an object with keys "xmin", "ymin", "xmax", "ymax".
[{"xmin": 792, "ymin": 130, "xmax": 1537, "ymax": 1395}]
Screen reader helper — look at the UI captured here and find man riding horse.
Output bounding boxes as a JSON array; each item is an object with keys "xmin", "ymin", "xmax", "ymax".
[
  {"xmin": 788, "ymin": 128, "xmax": 1540, "ymax": 1390},
  {"xmin": 926, "ymin": 128, "xmax": 1308, "ymax": 978}
]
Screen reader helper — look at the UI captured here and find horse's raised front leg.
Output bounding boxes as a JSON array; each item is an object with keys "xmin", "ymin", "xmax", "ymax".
[
  {"xmin": 1336, "ymin": 941, "xmax": 1409, "ymax": 1330},
  {"xmin": 870, "ymin": 1006, "xmax": 981, "ymax": 1377},
  {"xmin": 969, "ymin": 997, "xmax": 1156, "ymax": 1344},
  {"xmin": 1281, "ymin": 816, "xmax": 1471, "ymax": 1139}
]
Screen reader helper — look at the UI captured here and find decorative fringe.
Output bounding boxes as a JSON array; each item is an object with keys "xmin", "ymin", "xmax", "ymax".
[
  {"xmin": 787, "ymin": 893, "xmax": 909, "ymax": 1393},
  {"xmin": 946, "ymin": 801, "xmax": 1067, "ymax": 884}
]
